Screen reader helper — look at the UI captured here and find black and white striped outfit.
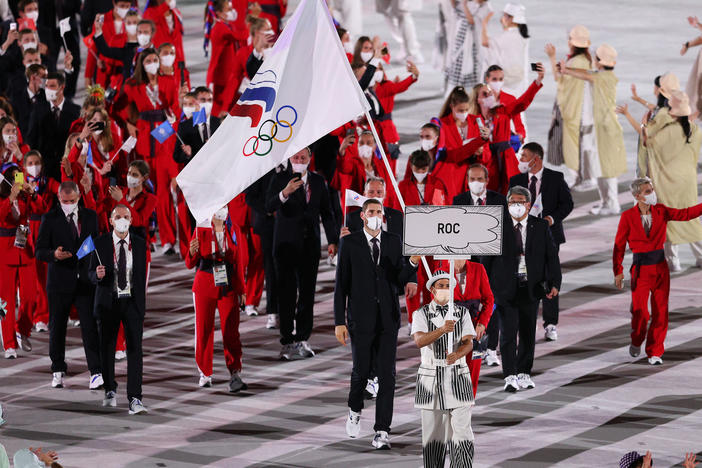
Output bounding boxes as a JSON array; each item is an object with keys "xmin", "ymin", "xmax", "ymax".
[{"xmin": 411, "ymin": 302, "xmax": 476, "ymax": 468}]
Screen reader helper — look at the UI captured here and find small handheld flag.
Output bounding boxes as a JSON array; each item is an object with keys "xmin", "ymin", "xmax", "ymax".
[
  {"xmin": 59, "ymin": 17, "xmax": 71, "ymax": 50},
  {"xmin": 76, "ymin": 235, "xmax": 95, "ymax": 260},
  {"xmin": 344, "ymin": 189, "xmax": 368, "ymax": 208},
  {"xmin": 151, "ymin": 121, "xmax": 175, "ymax": 144},
  {"xmin": 192, "ymin": 107, "xmax": 207, "ymax": 126}
]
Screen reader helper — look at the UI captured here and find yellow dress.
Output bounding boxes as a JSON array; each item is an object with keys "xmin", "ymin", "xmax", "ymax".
[
  {"xmin": 592, "ymin": 70, "xmax": 626, "ymax": 178},
  {"xmin": 641, "ymin": 113, "xmax": 702, "ymax": 244},
  {"xmin": 556, "ymin": 54, "xmax": 591, "ymax": 172}
]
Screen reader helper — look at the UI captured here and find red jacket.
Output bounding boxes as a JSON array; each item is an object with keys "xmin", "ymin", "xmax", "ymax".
[
  {"xmin": 498, "ymin": 91, "xmax": 526, "ymax": 140},
  {"xmin": 613, "ymin": 203, "xmax": 702, "ymax": 276},
  {"xmin": 436, "ymin": 260, "xmax": 495, "ymax": 328},
  {"xmin": 435, "ymin": 115, "xmax": 486, "ymax": 200},
  {"xmin": 337, "ymin": 148, "xmax": 400, "ymax": 211},
  {"xmin": 0, "ymin": 195, "xmax": 39, "ymax": 265},
  {"xmin": 374, "ymin": 75, "xmax": 417, "ymax": 144},
  {"xmin": 257, "ymin": 0, "xmax": 287, "ymax": 33},
  {"xmin": 398, "ymin": 173, "xmax": 448, "ymax": 206},
  {"xmin": 185, "ymin": 225, "xmax": 247, "ymax": 296},
  {"xmin": 26, "ymin": 176, "xmax": 59, "ymax": 242},
  {"xmin": 143, "ymin": 2, "xmax": 185, "ymax": 64},
  {"xmin": 207, "ymin": 20, "xmax": 239, "ymax": 88},
  {"xmin": 84, "ymin": 9, "xmax": 126, "ymax": 85}
]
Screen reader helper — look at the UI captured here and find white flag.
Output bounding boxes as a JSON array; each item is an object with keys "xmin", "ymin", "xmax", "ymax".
[
  {"xmin": 59, "ymin": 17, "xmax": 71, "ymax": 36},
  {"xmin": 345, "ymin": 189, "xmax": 368, "ymax": 208},
  {"xmin": 119, "ymin": 136, "xmax": 137, "ymax": 153},
  {"xmin": 176, "ymin": 0, "xmax": 370, "ymax": 224}
]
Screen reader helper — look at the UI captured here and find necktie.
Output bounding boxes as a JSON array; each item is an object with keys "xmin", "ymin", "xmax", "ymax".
[
  {"xmin": 529, "ymin": 175, "xmax": 538, "ymax": 205},
  {"xmin": 478, "ymin": 197, "xmax": 485, "ymax": 206},
  {"xmin": 53, "ymin": 106, "xmax": 60, "ymax": 122},
  {"xmin": 305, "ymin": 182, "xmax": 311, "ymax": 203},
  {"xmin": 371, "ymin": 238, "xmax": 379, "ymax": 265},
  {"xmin": 436, "ymin": 304, "xmax": 449, "ymax": 314},
  {"xmin": 67, "ymin": 213, "xmax": 78, "ymax": 240},
  {"xmin": 515, "ymin": 222, "xmax": 524, "ymax": 255},
  {"xmin": 118, "ymin": 239, "xmax": 127, "ymax": 291}
]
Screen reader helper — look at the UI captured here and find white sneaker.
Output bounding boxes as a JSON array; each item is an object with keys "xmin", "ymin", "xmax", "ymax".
[
  {"xmin": 4, "ymin": 348, "xmax": 17, "ymax": 359},
  {"xmin": 89, "ymin": 373, "xmax": 104, "ymax": 390},
  {"xmin": 266, "ymin": 314, "xmax": 279, "ymax": 329},
  {"xmin": 297, "ymin": 341, "xmax": 315, "ymax": 358},
  {"xmin": 67, "ymin": 319, "xmax": 80, "ymax": 327},
  {"xmin": 599, "ymin": 205, "xmax": 620, "ymax": 216},
  {"xmin": 407, "ymin": 323, "xmax": 412, "ymax": 337},
  {"xmin": 589, "ymin": 204, "xmax": 602, "ymax": 215},
  {"xmin": 34, "ymin": 322, "xmax": 48, "ymax": 332},
  {"xmin": 544, "ymin": 324, "xmax": 558, "ymax": 342},
  {"xmin": 365, "ymin": 377, "xmax": 379, "ymax": 399},
  {"xmin": 115, "ymin": 350, "xmax": 127, "ymax": 361},
  {"xmin": 572, "ymin": 179, "xmax": 597, "ymax": 192},
  {"xmin": 485, "ymin": 349, "xmax": 501, "ymax": 367},
  {"xmin": 198, "ymin": 374, "xmax": 212, "ymax": 388},
  {"xmin": 245, "ymin": 305, "xmax": 259, "ymax": 317},
  {"xmin": 669, "ymin": 258, "xmax": 682, "ymax": 272},
  {"xmin": 372, "ymin": 430, "xmax": 391, "ymax": 449},
  {"xmin": 629, "ymin": 344, "xmax": 641, "ymax": 358},
  {"xmin": 346, "ymin": 409, "xmax": 361, "ymax": 438},
  {"xmin": 648, "ymin": 356, "xmax": 663, "ymax": 365},
  {"xmin": 503, "ymin": 375, "xmax": 519, "ymax": 393},
  {"xmin": 161, "ymin": 243, "xmax": 175, "ymax": 255},
  {"xmin": 517, "ymin": 373, "xmax": 535, "ymax": 389},
  {"xmin": 128, "ymin": 398, "xmax": 148, "ymax": 415},
  {"xmin": 16, "ymin": 333, "xmax": 32, "ymax": 352},
  {"xmin": 102, "ymin": 391, "xmax": 117, "ymax": 407},
  {"xmin": 52, "ymin": 372, "xmax": 64, "ymax": 388}
]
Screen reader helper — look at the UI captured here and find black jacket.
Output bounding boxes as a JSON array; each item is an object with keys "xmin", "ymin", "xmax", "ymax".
[
  {"xmin": 482, "ymin": 215, "xmax": 562, "ymax": 304},
  {"xmin": 334, "ymin": 230, "xmax": 417, "ymax": 333},
  {"xmin": 245, "ymin": 168, "xmax": 277, "ymax": 236},
  {"xmin": 173, "ymin": 115, "xmax": 221, "ymax": 165},
  {"xmin": 453, "ymin": 189, "xmax": 507, "ymax": 208},
  {"xmin": 265, "ymin": 168, "xmax": 339, "ymax": 251},
  {"xmin": 93, "ymin": 34, "xmax": 139, "ymax": 79},
  {"xmin": 509, "ymin": 168, "xmax": 573, "ymax": 245},
  {"xmin": 89, "ymin": 232, "xmax": 147, "ymax": 317},
  {"xmin": 35, "ymin": 206, "xmax": 99, "ymax": 294},
  {"xmin": 345, "ymin": 206, "xmax": 404, "ymax": 239}
]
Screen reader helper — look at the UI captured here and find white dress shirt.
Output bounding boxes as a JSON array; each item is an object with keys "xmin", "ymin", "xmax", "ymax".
[
  {"xmin": 112, "ymin": 231, "xmax": 133, "ymax": 294},
  {"xmin": 470, "ymin": 190, "xmax": 487, "ymax": 205}
]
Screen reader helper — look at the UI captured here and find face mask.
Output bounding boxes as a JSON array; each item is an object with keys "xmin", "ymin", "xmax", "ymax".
[
  {"xmin": 433, "ymin": 289, "xmax": 451, "ymax": 303},
  {"xmin": 115, "ymin": 6, "xmax": 129, "ymax": 19},
  {"xmin": 61, "ymin": 202, "xmax": 78, "ymax": 216},
  {"xmin": 22, "ymin": 41, "xmax": 37, "ymax": 51},
  {"xmin": 113, "ymin": 217, "xmax": 131, "ymax": 233},
  {"xmin": 225, "ymin": 10, "xmax": 237, "ymax": 22},
  {"xmin": 144, "ymin": 62, "xmax": 160, "ymax": 75},
  {"xmin": 643, "ymin": 191, "xmax": 657, "ymax": 205},
  {"xmin": 92, "ymin": 128, "xmax": 104, "ymax": 136},
  {"xmin": 469, "ymin": 181, "xmax": 485, "ymax": 195},
  {"xmin": 509, "ymin": 203, "xmax": 527, "ymax": 219},
  {"xmin": 518, "ymin": 160, "xmax": 531, "ymax": 173},
  {"xmin": 183, "ymin": 106, "xmax": 196, "ymax": 118},
  {"xmin": 126, "ymin": 175, "xmax": 141, "ymax": 188},
  {"xmin": 137, "ymin": 34, "xmax": 151, "ymax": 47},
  {"xmin": 454, "ymin": 111, "xmax": 468, "ymax": 122},
  {"xmin": 2, "ymin": 134, "xmax": 16, "ymax": 145},
  {"xmin": 161, "ymin": 54, "xmax": 176, "ymax": 67},
  {"xmin": 360, "ymin": 51, "xmax": 373, "ymax": 62},
  {"xmin": 213, "ymin": 207, "xmax": 228, "ymax": 220},
  {"xmin": 420, "ymin": 138, "xmax": 436, "ymax": 152},
  {"xmin": 291, "ymin": 162, "xmax": 308, "ymax": 173},
  {"xmin": 358, "ymin": 144, "xmax": 373, "ymax": 159},
  {"xmin": 201, "ymin": 101, "xmax": 213, "ymax": 116},
  {"xmin": 26, "ymin": 165, "xmax": 41, "ymax": 177},
  {"xmin": 413, "ymin": 171, "xmax": 427, "ymax": 183},
  {"xmin": 126, "ymin": 24, "xmax": 137, "ymax": 35},
  {"xmin": 372, "ymin": 70, "xmax": 384, "ymax": 84},
  {"xmin": 365, "ymin": 215, "xmax": 382, "ymax": 231},
  {"xmin": 26, "ymin": 11, "xmax": 39, "ymax": 21},
  {"xmin": 488, "ymin": 80, "xmax": 503, "ymax": 94},
  {"xmin": 343, "ymin": 41, "xmax": 354, "ymax": 54},
  {"xmin": 481, "ymin": 95, "xmax": 497, "ymax": 109},
  {"xmin": 45, "ymin": 88, "xmax": 58, "ymax": 101}
]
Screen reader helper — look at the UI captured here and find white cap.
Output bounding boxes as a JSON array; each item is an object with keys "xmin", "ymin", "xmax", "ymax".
[{"xmin": 504, "ymin": 3, "xmax": 526, "ymax": 24}]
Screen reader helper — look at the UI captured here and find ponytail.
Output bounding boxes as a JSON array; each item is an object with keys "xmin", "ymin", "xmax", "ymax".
[
  {"xmin": 518, "ymin": 23, "xmax": 529, "ymax": 39},
  {"xmin": 439, "ymin": 86, "xmax": 470, "ymax": 119},
  {"xmin": 678, "ymin": 116, "xmax": 692, "ymax": 143}
]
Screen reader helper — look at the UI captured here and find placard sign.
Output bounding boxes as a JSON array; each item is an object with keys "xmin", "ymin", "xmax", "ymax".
[{"xmin": 403, "ymin": 205, "xmax": 503, "ymax": 256}]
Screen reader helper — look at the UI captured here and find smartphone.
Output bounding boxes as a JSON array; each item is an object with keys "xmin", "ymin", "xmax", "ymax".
[
  {"xmin": 530, "ymin": 62, "xmax": 540, "ymax": 72},
  {"xmin": 14, "ymin": 172, "xmax": 24, "ymax": 185},
  {"xmin": 91, "ymin": 121, "xmax": 106, "ymax": 132},
  {"xmin": 381, "ymin": 46, "xmax": 389, "ymax": 56},
  {"xmin": 109, "ymin": 177, "xmax": 117, "ymax": 187},
  {"xmin": 292, "ymin": 172, "xmax": 302, "ymax": 180},
  {"xmin": 10, "ymin": 23, "xmax": 17, "ymax": 31}
]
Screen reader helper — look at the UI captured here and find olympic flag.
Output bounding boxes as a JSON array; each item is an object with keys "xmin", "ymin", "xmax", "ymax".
[{"xmin": 176, "ymin": 0, "xmax": 370, "ymax": 224}]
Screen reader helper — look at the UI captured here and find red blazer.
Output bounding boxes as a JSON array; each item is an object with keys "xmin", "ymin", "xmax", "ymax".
[
  {"xmin": 207, "ymin": 20, "xmax": 239, "ymax": 88},
  {"xmin": 436, "ymin": 259, "xmax": 495, "ymax": 328},
  {"xmin": 398, "ymin": 173, "xmax": 448, "ymax": 206},
  {"xmin": 185, "ymin": 225, "xmax": 247, "ymax": 296},
  {"xmin": 144, "ymin": 2, "xmax": 185, "ymax": 64},
  {"xmin": 85, "ymin": 9, "xmax": 126, "ymax": 85},
  {"xmin": 257, "ymin": 0, "xmax": 287, "ymax": 33},
  {"xmin": 0, "ymin": 195, "xmax": 39, "ymax": 265},
  {"xmin": 1, "ymin": 146, "xmax": 29, "ymax": 169},
  {"xmin": 498, "ymin": 91, "xmax": 526, "ymax": 140},
  {"xmin": 374, "ymin": 75, "xmax": 417, "ymax": 144},
  {"xmin": 27, "ymin": 176, "xmax": 59, "ymax": 243},
  {"xmin": 613, "ymin": 203, "xmax": 702, "ymax": 276},
  {"xmin": 435, "ymin": 115, "xmax": 486, "ymax": 200},
  {"xmin": 337, "ymin": 148, "xmax": 400, "ymax": 211},
  {"xmin": 104, "ymin": 187, "xmax": 157, "ymax": 233}
]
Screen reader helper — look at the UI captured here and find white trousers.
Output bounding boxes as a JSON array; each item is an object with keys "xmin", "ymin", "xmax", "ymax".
[
  {"xmin": 596, "ymin": 177, "xmax": 620, "ymax": 210},
  {"xmin": 332, "ymin": 0, "xmax": 363, "ymax": 37},
  {"xmin": 378, "ymin": 2, "xmax": 422, "ymax": 59},
  {"xmin": 421, "ymin": 406, "xmax": 474, "ymax": 468},
  {"xmin": 664, "ymin": 240, "xmax": 702, "ymax": 267}
]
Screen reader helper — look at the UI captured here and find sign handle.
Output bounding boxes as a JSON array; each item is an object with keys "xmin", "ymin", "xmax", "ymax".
[{"xmin": 447, "ymin": 259, "xmax": 455, "ymax": 357}]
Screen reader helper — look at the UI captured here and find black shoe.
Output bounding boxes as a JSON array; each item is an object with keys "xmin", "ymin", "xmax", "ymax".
[{"xmin": 229, "ymin": 372, "xmax": 248, "ymax": 393}]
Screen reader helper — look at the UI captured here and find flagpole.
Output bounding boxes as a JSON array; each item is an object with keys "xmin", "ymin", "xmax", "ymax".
[{"xmin": 94, "ymin": 249, "xmax": 103, "ymax": 266}]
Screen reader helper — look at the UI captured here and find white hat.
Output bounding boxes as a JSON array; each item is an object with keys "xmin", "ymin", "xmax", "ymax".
[
  {"xmin": 595, "ymin": 44, "xmax": 617, "ymax": 67},
  {"xmin": 426, "ymin": 270, "xmax": 456, "ymax": 291},
  {"xmin": 504, "ymin": 3, "xmax": 526, "ymax": 24},
  {"xmin": 569, "ymin": 25, "xmax": 591, "ymax": 48},
  {"xmin": 659, "ymin": 72, "xmax": 680, "ymax": 99},
  {"xmin": 668, "ymin": 90, "xmax": 692, "ymax": 117}
]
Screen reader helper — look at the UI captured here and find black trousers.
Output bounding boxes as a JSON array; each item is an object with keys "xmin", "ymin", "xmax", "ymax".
[
  {"xmin": 498, "ymin": 286, "xmax": 539, "ymax": 377},
  {"xmin": 98, "ymin": 297, "xmax": 143, "ymax": 400},
  {"xmin": 486, "ymin": 309, "xmax": 501, "ymax": 351},
  {"xmin": 48, "ymin": 286, "xmax": 101, "ymax": 374},
  {"xmin": 259, "ymin": 224, "xmax": 278, "ymax": 316},
  {"xmin": 348, "ymin": 317, "xmax": 398, "ymax": 433},
  {"xmin": 541, "ymin": 244, "xmax": 561, "ymax": 326}
]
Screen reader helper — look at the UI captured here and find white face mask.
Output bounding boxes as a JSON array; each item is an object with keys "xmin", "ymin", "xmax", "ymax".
[
  {"xmin": 115, "ymin": 6, "xmax": 129, "ymax": 19},
  {"xmin": 26, "ymin": 165, "xmax": 41, "ymax": 177},
  {"xmin": 26, "ymin": 11, "xmax": 39, "ymax": 21},
  {"xmin": 433, "ymin": 288, "xmax": 451, "ymax": 304},
  {"xmin": 365, "ymin": 215, "xmax": 382, "ymax": 231},
  {"xmin": 454, "ymin": 111, "xmax": 468, "ymax": 122},
  {"xmin": 643, "ymin": 191, "xmax": 657, "ymax": 205},
  {"xmin": 360, "ymin": 51, "xmax": 373, "ymax": 62},
  {"xmin": 518, "ymin": 160, "xmax": 531, "ymax": 174},
  {"xmin": 413, "ymin": 171, "xmax": 427, "ymax": 183},
  {"xmin": 468, "ymin": 181, "xmax": 485, "ymax": 195},
  {"xmin": 358, "ymin": 144, "xmax": 374, "ymax": 159},
  {"xmin": 291, "ymin": 162, "xmax": 308, "ymax": 173},
  {"xmin": 93, "ymin": 129, "xmax": 103, "ymax": 136},
  {"xmin": 144, "ymin": 61, "xmax": 160, "ymax": 75},
  {"xmin": 201, "ymin": 101, "xmax": 213, "ymax": 116},
  {"xmin": 113, "ymin": 217, "xmax": 131, "ymax": 233},
  {"xmin": 343, "ymin": 41, "xmax": 354, "ymax": 54},
  {"xmin": 161, "ymin": 54, "xmax": 176, "ymax": 67},
  {"xmin": 2, "ymin": 134, "xmax": 16, "ymax": 145},
  {"xmin": 45, "ymin": 88, "xmax": 58, "ymax": 101},
  {"xmin": 213, "ymin": 207, "xmax": 228, "ymax": 220},
  {"xmin": 183, "ymin": 106, "xmax": 196, "ymax": 118},
  {"xmin": 137, "ymin": 34, "xmax": 151, "ymax": 47},
  {"xmin": 481, "ymin": 95, "xmax": 498, "ymax": 109},
  {"xmin": 225, "ymin": 10, "xmax": 237, "ymax": 22},
  {"xmin": 126, "ymin": 175, "xmax": 141, "ymax": 188},
  {"xmin": 488, "ymin": 80, "xmax": 503, "ymax": 94},
  {"xmin": 509, "ymin": 203, "xmax": 527, "ymax": 219},
  {"xmin": 22, "ymin": 41, "xmax": 37, "ymax": 51},
  {"xmin": 125, "ymin": 24, "xmax": 137, "ymax": 35},
  {"xmin": 61, "ymin": 202, "xmax": 78, "ymax": 216},
  {"xmin": 420, "ymin": 138, "xmax": 436, "ymax": 152}
]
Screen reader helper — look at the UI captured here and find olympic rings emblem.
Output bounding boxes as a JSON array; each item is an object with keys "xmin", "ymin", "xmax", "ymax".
[{"xmin": 243, "ymin": 105, "xmax": 298, "ymax": 157}]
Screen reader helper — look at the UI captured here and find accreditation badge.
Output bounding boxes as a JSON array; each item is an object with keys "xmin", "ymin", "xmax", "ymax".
[{"xmin": 213, "ymin": 263, "xmax": 229, "ymax": 287}]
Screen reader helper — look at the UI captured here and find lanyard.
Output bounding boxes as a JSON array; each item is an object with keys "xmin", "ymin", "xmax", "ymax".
[{"xmin": 210, "ymin": 228, "xmax": 227, "ymax": 262}]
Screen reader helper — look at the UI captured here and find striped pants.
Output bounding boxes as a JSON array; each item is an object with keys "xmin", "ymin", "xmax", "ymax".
[{"xmin": 421, "ymin": 406, "xmax": 474, "ymax": 468}]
